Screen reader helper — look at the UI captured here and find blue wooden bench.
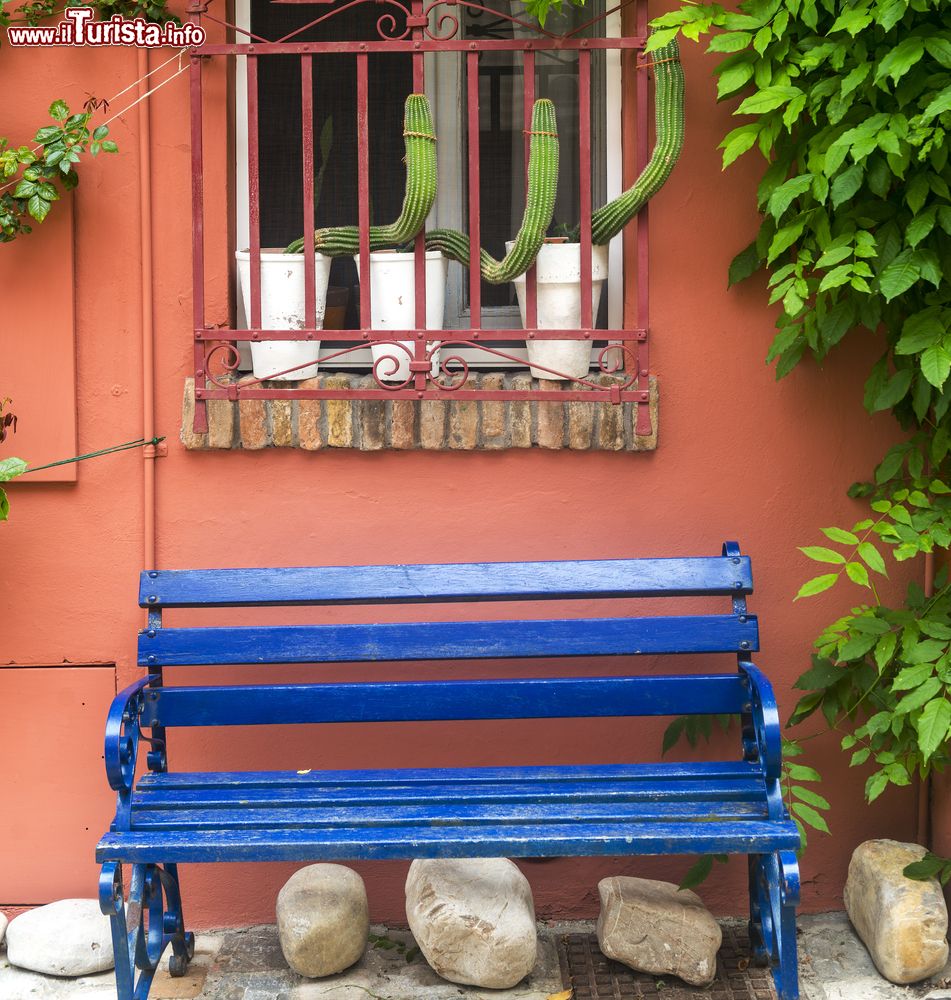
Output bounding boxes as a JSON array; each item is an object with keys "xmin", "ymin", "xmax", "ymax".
[{"xmin": 96, "ymin": 542, "xmax": 800, "ymax": 1000}]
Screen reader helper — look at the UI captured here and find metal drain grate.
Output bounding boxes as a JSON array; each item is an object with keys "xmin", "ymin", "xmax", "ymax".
[{"xmin": 557, "ymin": 926, "xmax": 776, "ymax": 1000}]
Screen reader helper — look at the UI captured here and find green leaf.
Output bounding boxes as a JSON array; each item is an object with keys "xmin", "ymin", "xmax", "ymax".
[
  {"xmin": 925, "ymin": 36, "xmax": 951, "ymax": 68},
  {"xmin": 799, "ymin": 546, "xmax": 846, "ymax": 565},
  {"xmin": 839, "ymin": 632, "xmax": 879, "ymax": 660},
  {"xmin": 791, "ymin": 801, "xmax": 830, "ymax": 834},
  {"xmin": 728, "ymin": 241, "xmax": 761, "ymax": 285},
  {"xmin": 921, "ymin": 346, "xmax": 951, "ymax": 389},
  {"xmin": 795, "ymin": 573, "xmax": 838, "ymax": 599},
  {"xmin": 0, "ymin": 457, "xmax": 27, "ymax": 482},
  {"xmin": 818, "ymin": 264, "xmax": 854, "ymax": 292},
  {"xmin": 875, "ymin": 631, "xmax": 898, "ymax": 671},
  {"xmin": 793, "ymin": 658, "xmax": 841, "ymax": 690},
  {"xmin": 924, "ymin": 87, "xmax": 951, "ymax": 120},
  {"xmin": 34, "ymin": 126, "xmax": 61, "ymax": 144},
  {"xmin": 906, "ymin": 210, "xmax": 937, "ymax": 248},
  {"xmin": 875, "ymin": 37, "xmax": 925, "ymax": 85},
  {"xmin": 720, "ymin": 124, "xmax": 760, "ymax": 168},
  {"xmin": 48, "ymin": 99, "xmax": 69, "ymax": 121},
  {"xmin": 896, "ymin": 311, "xmax": 944, "ymax": 355},
  {"xmin": 821, "ymin": 526, "xmax": 859, "ymax": 545},
  {"xmin": 708, "ymin": 31, "xmax": 752, "ymax": 54},
  {"xmin": 879, "ymin": 252, "xmax": 921, "ymax": 301},
  {"xmin": 846, "ymin": 562, "xmax": 870, "ymax": 587},
  {"xmin": 679, "ymin": 855, "xmax": 714, "ymax": 890},
  {"xmin": 905, "ymin": 641, "xmax": 948, "ymax": 665},
  {"xmin": 791, "ymin": 785, "xmax": 830, "ymax": 810},
  {"xmin": 872, "ymin": 369, "xmax": 913, "ymax": 410},
  {"xmin": 0, "ymin": 486, "xmax": 8, "ymax": 522},
  {"xmin": 768, "ymin": 221, "xmax": 805, "ymax": 263},
  {"xmin": 866, "ymin": 770, "xmax": 889, "ymax": 802},
  {"xmin": 661, "ymin": 717, "xmax": 685, "ymax": 756},
  {"xmin": 101, "ymin": 140, "xmax": 118, "ymax": 153},
  {"xmin": 892, "ymin": 663, "xmax": 937, "ymax": 691},
  {"xmin": 896, "ymin": 677, "xmax": 942, "ymax": 713},
  {"xmin": 916, "ymin": 698, "xmax": 951, "ymax": 761},
  {"xmin": 767, "ymin": 175, "xmax": 813, "ymax": 219},
  {"xmin": 93, "ymin": 125, "xmax": 109, "ymax": 140},
  {"xmin": 27, "ymin": 194, "xmax": 51, "ymax": 222},
  {"xmin": 857, "ymin": 542, "xmax": 887, "ymax": 576},
  {"xmin": 904, "ymin": 856, "xmax": 946, "ymax": 880},
  {"xmin": 830, "ymin": 164, "xmax": 863, "ymax": 208},
  {"xmin": 737, "ymin": 86, "xmax": 803, "ymax": 115},
  {"xmin": 787, "ymin": 762, "xmax": 822, "ymax": 782},
  {"xmin": 717, "ymin": 60, "xmax": 756, "ymax": 99}
]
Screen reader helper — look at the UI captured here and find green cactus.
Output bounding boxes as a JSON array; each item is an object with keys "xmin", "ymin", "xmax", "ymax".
[
  {"xmin": 568, "ymin": 39, "xmax": 684, "ymax": 245},
  {"xmin": 285, "ymin": 93, "xmax": 437, "ymax": 256},
  {"xmin": 424, "ymin": 99, "xmax": 559, "ymax": 285}
]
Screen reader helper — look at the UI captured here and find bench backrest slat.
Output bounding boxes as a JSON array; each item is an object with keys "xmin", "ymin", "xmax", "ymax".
[
  {"xmin": 138, "ymin": 556, "xmax": 753, "ymax": 608},
  {"xmin": 138, "ymin": 614, "xmax": 759, "ymax": 666},
  {"xmin": 141, "ymin": 675, "xmax": 749, "ymax": 728}
]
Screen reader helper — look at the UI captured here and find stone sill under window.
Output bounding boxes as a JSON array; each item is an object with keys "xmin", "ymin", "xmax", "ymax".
[{"xmin": 181, "ymin": 374, "xmax": 658, "ymax": 452}]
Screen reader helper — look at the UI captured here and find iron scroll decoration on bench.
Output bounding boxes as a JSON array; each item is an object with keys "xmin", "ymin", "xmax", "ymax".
[{"xmin": 97, "ymin": 542, "xmax": 801, "ymax": 1000}]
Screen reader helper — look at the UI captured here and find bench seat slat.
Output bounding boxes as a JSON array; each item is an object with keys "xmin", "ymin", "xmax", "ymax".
[
  {"xmin": 97, "ymin": 819, "xmax": 800, "ymax": 864},
  {"xmin": 131, "ymin": 801, "xmax": 769, "ymax": 831},
  {"xmin": 136, "ymin": 760, "xmax": 763, "ymax": 789},
  {"xmin": 139, "ymin": 557, "xmax": 754, "ymax": 608},
  {"xmin": 141, "ymin": 675, "xmax": 749, "ymax": 727},
  {"xmin": 134, "ymin": 777, "xmax": 764, "ymax": 809},
  {"xmin": 138, "ymin": 615, "xmax": 759, "ymax": 666}
]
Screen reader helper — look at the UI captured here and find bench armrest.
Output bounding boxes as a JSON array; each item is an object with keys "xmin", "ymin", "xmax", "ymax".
[
  {"xmin": 104, "ymin": 677, "xmax": 152, "ymax": 794},
  {"xmin": 739, "ymin": 661, "xmax": 782, "ymax": 781}
]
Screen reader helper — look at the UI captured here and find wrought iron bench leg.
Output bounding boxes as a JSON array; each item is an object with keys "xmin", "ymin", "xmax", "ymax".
[
  {"xmin": 748, "ymin": 851, "xmax": 800, "ymax": 1000},
  {"xmin": 99, "ymin": 861, "xmax": 195, "ymax": 1000}
]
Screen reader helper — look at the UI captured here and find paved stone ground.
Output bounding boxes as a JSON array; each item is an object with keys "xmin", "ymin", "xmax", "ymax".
[{"xmin": 3, "ymin": 914, "xmax": 951, "ymax": 1000}]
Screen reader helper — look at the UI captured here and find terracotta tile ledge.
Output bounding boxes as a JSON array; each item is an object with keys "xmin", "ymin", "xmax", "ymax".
[{"xmin": 180, "ymin": 373, "xmax": 658, "ymax": 452}]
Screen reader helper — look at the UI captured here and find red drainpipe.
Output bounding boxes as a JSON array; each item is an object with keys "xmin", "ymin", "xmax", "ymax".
[{"xmin": 138, "ymin": 48, "xmax": 157, "ymax": 571}]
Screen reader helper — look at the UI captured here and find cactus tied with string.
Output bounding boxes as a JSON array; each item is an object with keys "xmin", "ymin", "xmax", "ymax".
[
  {"xmin": 424, "ymin": 98, "xmax": 559, "ymax": 284},
  {"xmin": 285, "ymin": 93, "xmax": 437, "ymax": 256},
  {"xmin": 568, "ymin": 39, "xmax": 684, "ymax": 244}
]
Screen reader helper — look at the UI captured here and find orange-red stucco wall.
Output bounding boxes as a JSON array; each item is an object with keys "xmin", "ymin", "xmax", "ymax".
[{"xmin": 0, "ymin": 9, "xmax": 918, "ymax": 928}]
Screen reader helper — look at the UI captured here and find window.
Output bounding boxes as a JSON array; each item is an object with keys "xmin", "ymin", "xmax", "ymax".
[
  {"xmin": 233, "ymin": 0, "xmax": 624, "ymax": 366},
  {"xmin": 189, "ymin": 0, "xmax": 652, "ymax": 436}
]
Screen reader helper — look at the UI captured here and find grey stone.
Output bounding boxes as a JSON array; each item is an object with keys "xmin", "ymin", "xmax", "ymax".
[
  {"xmin": 276, "ymin": 864, "xmax": 369, "ymax": 978},
  {"xmin": 5, "ymin": 899, "xmax": 114, "ymax": 977},
  {"xmin": 405, "ymin": 858, "xmax": 537, "ymax": 988},
  {"xmin": 597, "ymin": 876, "xmax": 721, "ymax": 987},
  {"xmin": 0, "ymin": 913, "xmax": 6, "ymax": 947},
  {"xmin": 844, "ymin": 839, "xmax": 949, "ymax": 985}
]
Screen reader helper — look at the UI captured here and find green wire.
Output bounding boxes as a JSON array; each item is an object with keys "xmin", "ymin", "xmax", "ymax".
[{"xmin": 22, "ymin": 436, "xmax": 166, "ymax": 475}]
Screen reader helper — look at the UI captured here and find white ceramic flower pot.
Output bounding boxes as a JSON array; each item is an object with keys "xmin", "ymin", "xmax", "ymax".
[
  {"xmin": 354, "ymin": 251, "xmax": 448, "ymax": 382},
  {"xmin": 235, "ymin": 249, "xmax": 332, "ymax": 380},
  {"xmin": 508, "ymin": 241, "xmax": 610, "ymax": 380}
]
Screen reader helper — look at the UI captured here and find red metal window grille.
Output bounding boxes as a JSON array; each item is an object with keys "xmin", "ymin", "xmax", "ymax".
[{"xmin": 187, "ymin": 0, "xmax": 652, "ymax": 435}]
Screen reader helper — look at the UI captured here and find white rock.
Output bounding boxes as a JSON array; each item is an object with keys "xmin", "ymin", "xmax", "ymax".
[
  {"xmin": 0, "ymin": 912, "xmax": 7, "ymax": 946},
  {"xmin": 277, "ymin": 864, "xmax": 369, "ymax": 978},
  {"xmin": 844, "ymin": 839, "xmax": 949, "ymax": 984},
  {"xmin": 597, "ymin": 876, "xmax": 721, "ymax": 987},
  {"xmin": 5, "ymin": 899, "xmax": 114, "ymax": 976},
  {"xmin": 405, "ymin": 858, "xmax": 537, "ymax": 988}
]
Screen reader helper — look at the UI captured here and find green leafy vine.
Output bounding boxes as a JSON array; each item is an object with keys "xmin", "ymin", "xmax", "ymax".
[
  {"xmin": 649, "ymin": 0, "xmax": 951, "ymax": 882},
  {"xmin": 1, "ymin": 98, "xmax": 117, "ymax": 242}
]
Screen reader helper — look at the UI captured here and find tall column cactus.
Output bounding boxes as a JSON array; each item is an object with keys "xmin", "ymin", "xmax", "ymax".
[
  {"xmin": 424, "ymin": 99, "xmax": 559, "ymax": 285},
  {"xmin": 285, "ymin": 93, "xmax": 437, "ymax": 256},
  {"xmin": 569, "ymin": 39, "xmax": 684, "ymax": 245}
]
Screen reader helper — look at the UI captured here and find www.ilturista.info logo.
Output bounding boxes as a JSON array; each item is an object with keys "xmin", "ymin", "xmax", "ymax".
[{"xmin": 6, "ymin": 6, "xmax": 206, "ymax": 46}]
